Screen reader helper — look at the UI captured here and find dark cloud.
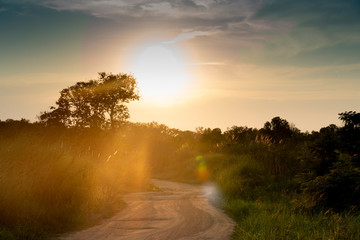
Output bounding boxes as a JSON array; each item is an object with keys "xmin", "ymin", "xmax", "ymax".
[
  {"xmin": 254, "ymin": 0, "xmax": 360, "ymax": 41},
  {"xmin": 255, "ymin": 0, "xmax": 360, "ymax": 25},
  {"xmin": 249, "ymin": 0, "xmax": 360, "ymax": 66}
]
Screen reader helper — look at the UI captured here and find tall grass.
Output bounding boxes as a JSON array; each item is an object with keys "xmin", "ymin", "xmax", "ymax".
[
  {"xmin": 229, "ymin": 198, "xmax": 360, "ymax": 240},
  {"xmin": 0, "ymin": 126, "xmax": 151, "ymax": 239},
  {"xmin": 201, "ymin": 153, "xmax": 360, "ymax": 240}
]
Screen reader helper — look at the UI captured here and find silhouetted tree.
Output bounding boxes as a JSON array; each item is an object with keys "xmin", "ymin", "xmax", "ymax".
[
  {"xmin": 39, "ymin": 72, "xmax": 139, "ymax": 128},
  {"xmin": 196, "ymin": 127, "xmax": 223, "ymax": 152},
  {"xmin": 304, "ymin": 124, "xmax": 340, "ymax": 176},
  {"xmin": 225, "ymin": 126, "xmax": 251, "ymax": 143},
  {"xmin": 338, "ymin": 111, "xmax": 360, "ymax": 154},
  {"xmin": 339, "ymin": 111, "xmax": 360, "ymax": 129},
  {"xmin": 262, "ymin": 116, "xmax": 293, "ymax": 144},
  {"xmin": 223, "ymin": 126, "xmax": 258, "ymax": 153},
  {"xmin": 298, "ymin": 112, "xmax": 360, "ymax": 212}
]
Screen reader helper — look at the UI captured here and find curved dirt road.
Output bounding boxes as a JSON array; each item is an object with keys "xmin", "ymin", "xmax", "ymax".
[{"xmin": 59, "ymin": 179, "xmax": 234, "ymax": 240}]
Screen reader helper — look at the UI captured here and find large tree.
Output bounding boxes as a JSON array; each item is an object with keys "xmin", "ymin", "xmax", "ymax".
[{"xmin": 39, "ymin": 72, "xmax": 140, "ymax": 128}]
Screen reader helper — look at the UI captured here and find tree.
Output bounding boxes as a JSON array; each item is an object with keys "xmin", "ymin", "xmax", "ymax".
[
  {"xmin": 39, "ymin": 72, "xmax": 140, "ymax": 128},
  {"xmin": 262, "ymin": 116, "xmax": 293, "ymax": 144},
  {"xmin": 196, "ymin": 127, "xmax": 223, "ymax": 152},
  {"xmin": 338, "ymin": 111, "xmax": 360, "ymax": 154},
  {"xmin": 339, "ymin": 111, "xmax": 360, "ymax": 129},
  {"xmin": 224, "ymin": 126, "xmax": 257, "ymax": 144}
]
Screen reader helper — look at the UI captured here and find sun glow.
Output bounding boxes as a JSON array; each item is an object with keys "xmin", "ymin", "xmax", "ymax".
[{"xmin": 132, "ymin": 44, "xmax": 190, "ymax": 104}]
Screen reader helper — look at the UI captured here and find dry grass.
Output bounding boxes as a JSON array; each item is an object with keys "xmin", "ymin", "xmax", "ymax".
[{"xmin": 0, "ymin": 126, "xmax": 151, "ymax": 239}]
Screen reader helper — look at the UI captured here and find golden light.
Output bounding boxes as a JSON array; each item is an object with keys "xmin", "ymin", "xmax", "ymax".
[{"xmin": 132, "ymin": 43, "xmax": 190, "ymax": 104}]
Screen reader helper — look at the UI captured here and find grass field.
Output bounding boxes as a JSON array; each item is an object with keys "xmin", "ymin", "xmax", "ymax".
[
  {"xmin": 225, "ymin": 197, "xmax": 360, "ymax": 240},
  {"xmin": 0, "ymin": 126, "xmax": 151, "ymax": 240}
]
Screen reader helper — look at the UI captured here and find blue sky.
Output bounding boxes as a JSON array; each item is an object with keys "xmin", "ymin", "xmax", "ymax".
[{"xmin": 1, "ymin": 0, "xmax": 359, "ymax": 131}]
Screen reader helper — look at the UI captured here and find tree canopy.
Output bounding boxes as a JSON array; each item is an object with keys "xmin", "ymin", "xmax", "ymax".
[
  {"xmin": 39, "ymin": 72, "xmax": 140, "ymax": 128},
  {"xmin": 262, "ymin": 116, "xmax": 294, "ymax": 144}
]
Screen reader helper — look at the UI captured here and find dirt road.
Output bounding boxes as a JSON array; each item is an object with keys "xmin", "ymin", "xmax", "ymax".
[{"xmin": 59, "ymin": 179, "xmax": 234, "ymax": 240}]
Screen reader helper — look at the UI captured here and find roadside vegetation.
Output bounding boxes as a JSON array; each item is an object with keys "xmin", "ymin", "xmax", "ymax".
[
  {"xmin": 0, "ymin": 121, "xmax": 152, "ymax": 239},
  {"xmin": 1, "ymin": 72, "xmax": 359, "ymax": 239},
  {"xmin": 149, "ymin": 112, "xmax": 360, "ymax": 239}
]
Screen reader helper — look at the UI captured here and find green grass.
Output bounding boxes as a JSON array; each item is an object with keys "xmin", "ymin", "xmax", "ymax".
[
  {"xmin": 201, "ymin": 153, "xmax": 360, "ymax": 240},
  {"xmin": 226, "ymin": 198, "xmax": 360, "ymax": 240}
]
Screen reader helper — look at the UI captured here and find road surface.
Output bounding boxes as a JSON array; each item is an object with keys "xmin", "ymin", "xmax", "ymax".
[{"xmin": 59, "ymin": 179, "xmax": 234, "ymax": 240}]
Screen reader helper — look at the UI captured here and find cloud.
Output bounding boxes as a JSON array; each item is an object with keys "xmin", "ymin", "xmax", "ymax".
[
  {"xmin": 227, "ymin": 18, "xmax": 292, "ymax": 34},
  {"xmin": 15, "ymin": 0, "xmax": 360, "ymax": 69},
  {"xmin": 162, "ymin": 30, "xmax": 215, "ymax": 44},
  {"xmin": 190, "ymin": 62, "xmax": 223, "ymax": 66},
  {"xmin": 42, "ymin": 0, "xmax": 261, "ymax": 20},
  {"xmin": 40, "ymin": 0, "xmax": 274, "ymax": 50},
  {"xmin": 251, "ymin": 0, "xmax": 360, "ymax": 62}
]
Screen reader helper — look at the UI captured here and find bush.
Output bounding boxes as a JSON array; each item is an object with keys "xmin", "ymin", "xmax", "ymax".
[{"xmin": 301, "ymin": 154, "xmax": 360, "ymax": 212}]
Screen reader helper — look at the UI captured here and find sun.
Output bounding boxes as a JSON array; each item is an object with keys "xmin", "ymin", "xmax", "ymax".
[{"xmin": 132, "ymin": 43, "xmax": 190, "ymax": 104}]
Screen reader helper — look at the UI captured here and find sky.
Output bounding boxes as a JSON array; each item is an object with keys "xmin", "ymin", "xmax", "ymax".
[{"xmin": 1, "ymin": 0, "xmax": 360, "ymax": 132}]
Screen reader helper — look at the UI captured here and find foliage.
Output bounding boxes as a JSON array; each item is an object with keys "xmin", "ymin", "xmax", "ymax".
[
  {"xmin": 196, "ymin": 127, "xmax": 223, "ymax": 153},
  {"xmin": 2, "ymin": 109, "xmax": 360, "ymax": 239},
  {"xmin": 0, "ymin": 121, "xmax": 150, "ymax": 239},
  {"xmin": 262, "ymin": 116, "xmax": 296, "ymax": 144},
  {"xmin": 302, "ymin": 156, "xmax": 360, "ymax": 212},
  {"xmin": 229, "ymin": 199, "xmax": 360, "ymax": 240},
  {"xmin": 297, "ymin": 112, "xmax": 360, "ymax": 212},
  {"xmin": 205, "ymin": 154, "xmax": 273, "ymax": 200},
  {"xmin": 339, "ymin": 111, "xmax": 360, "ymax": 129},
  {"xmin": 148, "ymin": 111, "xmax": 360, "ymax": 239},
  {"xmin": 338, "ymin": 111, "xmax": 360, "ymax": 154},
  {"xmin": 39, "ymin": 72, "xmax": 139, "ymax": 129}
]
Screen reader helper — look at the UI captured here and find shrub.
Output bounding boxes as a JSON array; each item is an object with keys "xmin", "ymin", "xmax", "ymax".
[{"xmin": 301, "ymin": 154, "xmax": 360, "ymax": 212}]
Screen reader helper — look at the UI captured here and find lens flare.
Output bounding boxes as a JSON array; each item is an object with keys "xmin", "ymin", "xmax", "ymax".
[
  {"xmin": 202, "ymin": 182, "xmax": 223, "ymax": 206},
  {"xmin": 196, "ymin": 155, "xmax": 203, "ymax": 161},
  {"xmin": 196, "ymin": 155, "xmax": 209, "ymax": 181}
]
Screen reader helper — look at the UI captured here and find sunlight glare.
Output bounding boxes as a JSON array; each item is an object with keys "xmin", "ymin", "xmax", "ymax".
[
  {"xmin": 202, "ymin": 183, "xmax": 223, "ymax": 206},
  {"xmin": 132, "ymin": 44, "xmax": 189, "ymax": 104}
]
